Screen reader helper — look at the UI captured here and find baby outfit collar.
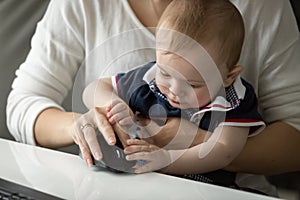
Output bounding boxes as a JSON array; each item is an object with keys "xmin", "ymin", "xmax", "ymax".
[{"xmin": 143, "ymin": 63, "xmax": 157, "ymax": 83}]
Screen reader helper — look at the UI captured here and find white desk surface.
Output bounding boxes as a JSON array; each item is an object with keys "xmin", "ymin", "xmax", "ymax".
[{"xmin": 0, "ymin": 138, "xmax": 281, "ymax": 200}]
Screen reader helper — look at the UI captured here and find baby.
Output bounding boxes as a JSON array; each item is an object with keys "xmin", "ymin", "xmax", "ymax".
[{"xmin": 83, "ymin": 0, "xmax": 265, "ymax": 188}]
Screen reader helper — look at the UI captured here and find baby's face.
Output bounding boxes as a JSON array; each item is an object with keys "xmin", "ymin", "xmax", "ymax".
[
  {"xmin": 155, "ymin": 25, "xmax": 228, "ymax": 109},
  {"xmin": 155, "ymin": 50, "xmax": 221, "ymax": 109}
]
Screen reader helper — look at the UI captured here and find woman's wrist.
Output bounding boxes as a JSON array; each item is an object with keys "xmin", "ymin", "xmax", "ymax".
[{"xmin": 34, "ymin": 108, "xmax": 76, "ymax": 148}]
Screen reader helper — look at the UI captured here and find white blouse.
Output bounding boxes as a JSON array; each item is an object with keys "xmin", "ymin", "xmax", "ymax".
[{"xmin": 7, "ymin": 0, "xmax": 300, "ymax": 145}]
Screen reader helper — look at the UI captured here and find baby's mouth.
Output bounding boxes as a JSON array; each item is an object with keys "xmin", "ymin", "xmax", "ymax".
[
  {"xmin": 169, "ymin": 98, "xmax": 180, "ymax": 104},
  {"xmin": 166, "ymin": 95, "xmax": 181, "ymax": 105}
]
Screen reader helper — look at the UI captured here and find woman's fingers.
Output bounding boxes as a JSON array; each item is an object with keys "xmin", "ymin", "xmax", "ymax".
[
  {"xmin": 73, "ymin": 121, "xmax": 96, "ymax": 166},
  {"xmin": 73, "ymin": 107, "xmax": 117, "ymax": 166},
  {"xmin": 112, "ymin": 124, "xmax": 130, "ymax": 148},
  {"xmin": 82, "ymin": 125, "xmax": 102, "ymax": 161},
  {"xmin": 78, "ymin": 142, "xmax": 94, "ymax": 166},
  {"xmin": 95, "ymin": 107, "xmax": 116, "ymax": 146}
]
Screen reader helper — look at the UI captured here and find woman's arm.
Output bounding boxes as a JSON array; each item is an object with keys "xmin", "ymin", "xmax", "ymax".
[
  {"xmin": 226, "ymin": 121, "xmax": 300, "ymax": 175},
  {"xmin": 34, "ymin": 108, "xmax": 76, "ymax": 148},
  {"xmin": 34, "ymin": 77, "xmax": 124, "ymax": 166}
]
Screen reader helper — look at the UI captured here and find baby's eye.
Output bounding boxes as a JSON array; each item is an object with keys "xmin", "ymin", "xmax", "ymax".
[
  {"xmin": 189, "ymin": 83, "xmax": 203, "ymax": 88},
  {"xmin": 159, "ymin": 69, "xmax": 170, "ymax": 77},
  {"xmin": 190, "ymin": 84, "xmax": 199, "ymax": 88}
]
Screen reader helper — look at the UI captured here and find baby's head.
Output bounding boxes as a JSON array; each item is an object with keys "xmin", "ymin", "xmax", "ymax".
[
  {"xmin": 155, "ymin": 0, "xmax": 245, "ymax": 109},
  {"xmin": 157, "ymin": 0, "xmax": 244, "ymax": 75}
]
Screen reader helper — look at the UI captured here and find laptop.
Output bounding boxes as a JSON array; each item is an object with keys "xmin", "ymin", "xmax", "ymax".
[{"xmin": 0, "ymin": 177, "xmax": 62, "ymax": 200}]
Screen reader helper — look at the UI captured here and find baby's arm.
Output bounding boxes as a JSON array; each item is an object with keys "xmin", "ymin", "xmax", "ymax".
[
  {"xmin": 164, "ymin": 126, "xmax": 249, "ymax": 174},
  {"xmin": 125, "ymin": 126, "xmax": 249, "ymax": 174},
  {"xmin": 83, "ymin": 78, "xmax": 134, "ymax": 125},
  {"xmin": 83, "ymin": 77, "xmax": 117, "ymax": 108}
]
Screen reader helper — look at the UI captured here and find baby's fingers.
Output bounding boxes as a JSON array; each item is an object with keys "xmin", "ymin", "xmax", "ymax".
[
  {"xmin": 124, "ymin": 144, "xmax": 158, "ymax": 155},
  {"xmin": 126, "ymin": 152, "xmax": 151, "ymax": 161},
  {"xmin": 127, "ymin": 139, "xmax": 148, "ymax": 145},
  {"xmin": 118, "ymin": 116, "xmax": 134, "ymax": 126}
]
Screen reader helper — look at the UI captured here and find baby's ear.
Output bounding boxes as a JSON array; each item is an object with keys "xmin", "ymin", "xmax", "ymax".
[{"xmin": 223, "ymin": 65, "xmax": 243, "ymax": 87}]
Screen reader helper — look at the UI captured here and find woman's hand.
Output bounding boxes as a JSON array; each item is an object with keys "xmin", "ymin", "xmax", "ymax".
[
  {"xmin": 124, "ymin": 139, "xmax": 171, "ymax": 173},
  {"xmin": 72, "ymin": 107, "xmax": 118, "ymax": 166}
]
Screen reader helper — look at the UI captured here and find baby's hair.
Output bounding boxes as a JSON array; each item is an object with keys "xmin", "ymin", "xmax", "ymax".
[{"xmin": 157, "ymin": 0, "xmax": 245, "ymax": 69}]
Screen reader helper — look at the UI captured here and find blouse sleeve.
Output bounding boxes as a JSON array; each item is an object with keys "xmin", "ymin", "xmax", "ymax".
[
  {"xmin": 235, "ymin": 0, "xmax": 300, "ymax": 131},
  {"xmin": 6, "ymin": 0, "xmax": 85, "ymax": 144},
  {"xmin": 258, "ymin": 2, "xmax": 300, "ymax": 131}
]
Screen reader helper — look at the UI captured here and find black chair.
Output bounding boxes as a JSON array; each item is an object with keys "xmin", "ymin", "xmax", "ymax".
[{"xmin": 290, "ymin": 0, "xmax": 300, "ymax": 31}]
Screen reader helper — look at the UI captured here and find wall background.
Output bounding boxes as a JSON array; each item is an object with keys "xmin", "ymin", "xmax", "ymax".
[
  {"xmin": 0, "ymin": 0, "xmax": 50, "ymax": 140},
  {"xmin": 0, "ymin": 0, "xmax": 75, "ymax": 153}
]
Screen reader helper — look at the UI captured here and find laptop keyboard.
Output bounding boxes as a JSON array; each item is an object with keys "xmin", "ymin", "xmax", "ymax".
[
  {"xmin": 0, "ymin": 178, "xmax": 62, "ymax": 200},
  {"xmin": 0, "ymin": 188, "xmax": 30, "ymax": 200}
]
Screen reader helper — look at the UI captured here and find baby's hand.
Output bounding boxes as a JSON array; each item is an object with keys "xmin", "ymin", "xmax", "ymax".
[
  {"xmin": 124, "ymin": 139, "xmax": 171, "ymax": 173},
  {"xmin": 106, "ymin": 99, "xmax": 134, "ymax": 126}
]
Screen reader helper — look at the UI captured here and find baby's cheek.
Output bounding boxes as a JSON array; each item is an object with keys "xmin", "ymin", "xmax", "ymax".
[
  {"xmin": 157, "ymin": 85, "xmax": 168, "ymax": 95},
  {"xmin": 196, "ymin": 93, "xmax": 211, "ymax": 108}
]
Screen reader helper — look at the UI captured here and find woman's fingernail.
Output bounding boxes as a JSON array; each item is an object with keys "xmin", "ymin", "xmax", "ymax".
[
  {"xmin": 86, "ymin": 158, "xmax": 93, "ymax": 167},
  {"xmin": 109, "ymin": 137, "xmax": 115, "ymax": 145},
  {"xmin": 94, "ymin": 152, "xmax": 101, "ymax": 160}
]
